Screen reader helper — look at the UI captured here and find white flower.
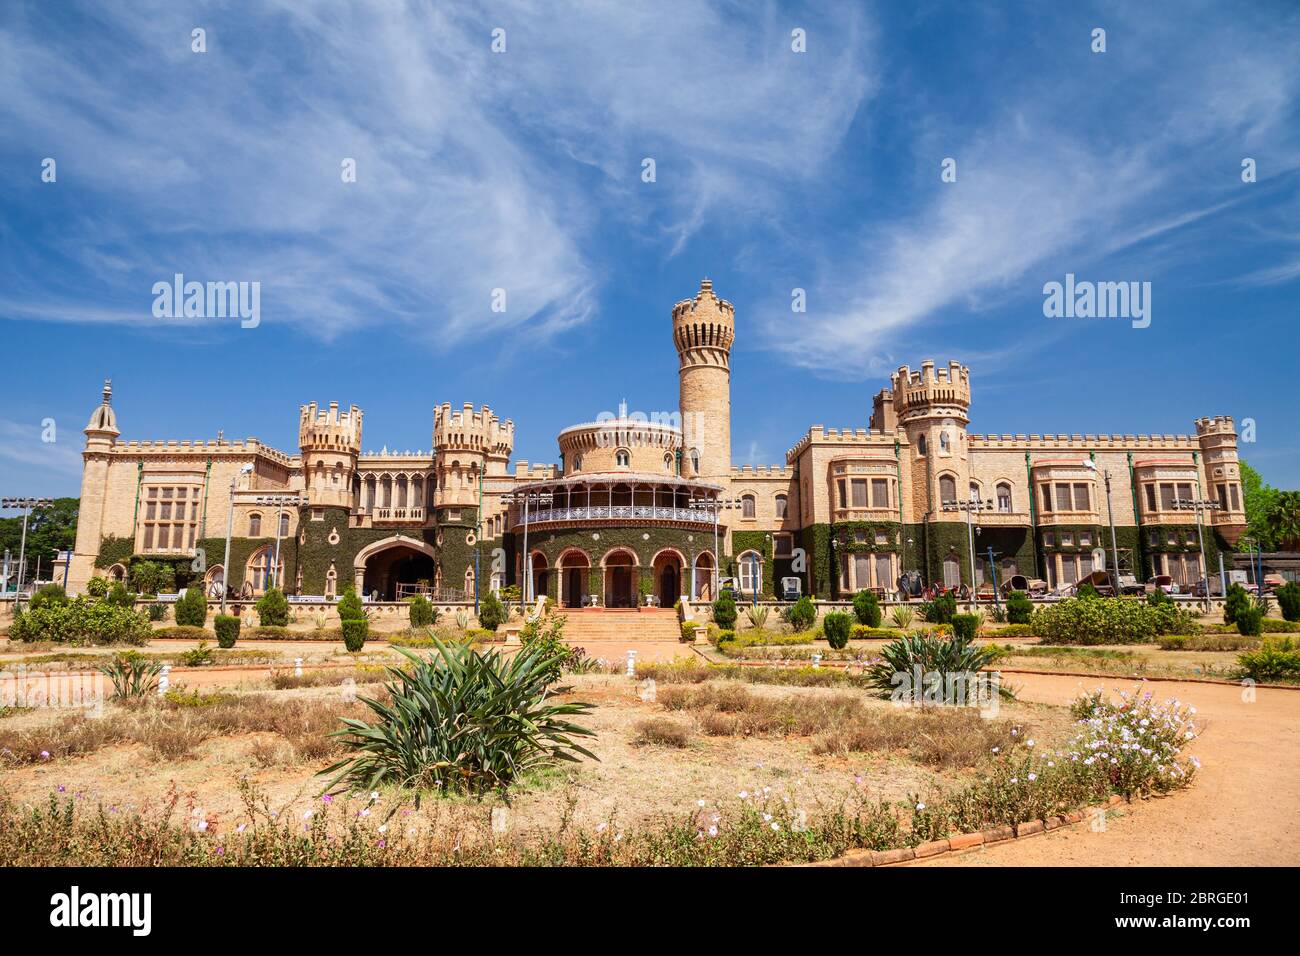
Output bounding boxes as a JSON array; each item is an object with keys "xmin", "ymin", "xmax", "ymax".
[
  {"xmin": 196, "ymin": 820, "xmax": 209, "ymax": 832},
  {"xmin": 1027, "ymin": 772, "xmax": 1037, "ymax": 782},
  {"xmin": 596, "ymin": 822, "xmax": 607, "ymax": 833},
  {"xmin": 370, "ymin": 791, "xmax": 380, "ymax": 802},
  {"xmin": 770, "ymin": 822, "xmax": 780, "ymax": 831},
  {"xmin": 378, "ymin": 824, "xmax": 387, "ymax": 834},
  {"xmin": 738, "ymin": 790, "xmax": 750, "ymax": 799},
  {"xmin": 303, "ymin": 810, "xmax": 313, "ymax": 820},
  {"xmin": 708, "ymin": 825, "xmax": 718, "ymax": 837},
  {"xmin": 697, "ymin": 799, "xmax": 706, "ymax": 808},
  {"xmin": 916, "ymin": 802, "xmax": 925, "ymax": 811},
  {"xmin": 1026, "ymin": 739, "xmax": 1035, "ymax": 748}
]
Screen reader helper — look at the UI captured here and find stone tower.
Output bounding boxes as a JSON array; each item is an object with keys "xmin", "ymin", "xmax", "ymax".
[
  {"xmin": 1195, "ymin": 415, "xmax": 1248, "ymax": 545},
  {"xmin": 887, "ymin": 361, "xmax": 972, "ymax": 519},
  {"xmin": 673, "ymin": 278, "xmax": 734, "ymax": 480},
  {"xmin": 67, "ymin": 380, "xmax": 122, "ymax": 591},
  {"xmin": 432, "ymin": 403, "xmax": 514, "ymax": 511},
  {"xmin": 298, "ymin": 401, "xmax": 362, "ymax": 508}
]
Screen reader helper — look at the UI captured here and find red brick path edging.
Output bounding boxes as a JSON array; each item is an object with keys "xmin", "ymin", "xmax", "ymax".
[{"xmin": 804, "ymin": 794, "xmax": 1127, "ymax": 867}]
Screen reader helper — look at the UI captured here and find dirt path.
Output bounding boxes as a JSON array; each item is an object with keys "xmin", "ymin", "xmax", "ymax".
[{"xmin": 918, "ymin": 672, "xmax": 1300, "ymax": 866}]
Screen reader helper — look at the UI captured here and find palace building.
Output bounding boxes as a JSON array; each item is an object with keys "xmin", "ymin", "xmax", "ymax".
[{"xmin": 68, "ymin": 278, "xmax": 1248, "ymax": 605}]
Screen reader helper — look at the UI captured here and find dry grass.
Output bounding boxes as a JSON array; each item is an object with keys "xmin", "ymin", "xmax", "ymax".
[
  {"xmin": 267, "ymin": 667, "xmax": 384, "ymax": 690},
  {"xmin": 812, "ymin": 708, "xmax": 1019, "ymax": 769},
  {"xmin": 0, "ymin": 694, "xmax": 361, "ymax": 764},
  {"xmin": 657, "ymin": 680, "xmax": 1024, "ymax": 769},
  {"xmin": 632, "ymin": 717, "xmax": 692, "ymax": 748}
]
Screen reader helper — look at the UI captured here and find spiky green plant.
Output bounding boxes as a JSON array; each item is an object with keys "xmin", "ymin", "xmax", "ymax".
[
  {"xmin": 321, "ymin": 641, "xmax": 596, "ymax": 796},
  {"xmin": 97, "ymin": 652, "xmax": 163, "ymax": 700},
  {"xmin": 746, "ymin": 604, "xmax": 769, "ymax": 629},
  {"xmin": 889, "ymin": 605, "xmax": 914, "ymax": 630},
  {"xmin": 864, "ymin": 631, "xmax": 1006, "ymax": 705}
]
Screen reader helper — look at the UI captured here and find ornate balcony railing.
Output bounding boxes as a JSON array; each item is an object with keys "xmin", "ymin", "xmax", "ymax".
[
  {"xmin": 372, "ymin": 506, "xmax": 424, "ymax": 523},
  {"xmin": 523, "ymin": 505, "xmax": 711, "ymax": 525}
]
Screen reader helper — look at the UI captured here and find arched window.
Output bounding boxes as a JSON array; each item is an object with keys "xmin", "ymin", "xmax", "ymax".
[
  {"xmin": 279, "ymin": 512, "xmax": 290, "ymax": 538},
  {"xmin": 690, "ymin": 448, "xmax": 700, "ymax": 473},
  {"xmin": 738, "ymin": 551, "xmax": 762, "ymax": 594},
  {"xmin": 664, "ymin": 453, "xmax": 674, "ymax": 473},
  {"xmin": 615, "ymin": 449, "xmax": 630, "ymax": 468},
  {"xmin": 916, "ymin": 434, "xmax": 927, "ymax": 456},
  {"xmin": 969, "ymin": 481, "xmax": 981, "ymax": 503},
  {"xmin": 774, "ymin": 494, "xmax": 788, "ymax": 519},
  {"xmin": 938, "ymin": 475, "xmax": 957, "ymax": 505},
  {"xmin": 248, "ymin": 512, "xmax": 262, "ymax": 536},
  {"xmin": 939, "ymin": 431, "xmax": 951, "ymax": 453},
  {"xmin": 943, "ymin": 552, "xmax": 961, "ymax": 588},
  {"xmin": 741, "ymin": 494, "xmax": 756, "ymax": 519},
  {"xmin": 996, "ymin": 483, "xmax": 1013, "ymax": 513},
  {"xmin": 573, "ymin": 454, "xmax": 583, "ymax": 471}
]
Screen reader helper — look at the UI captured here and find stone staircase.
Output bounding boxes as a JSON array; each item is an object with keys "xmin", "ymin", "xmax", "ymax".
[{"xmin": 555, "ymin": 609, "xmax": 681, "ymax": 641}]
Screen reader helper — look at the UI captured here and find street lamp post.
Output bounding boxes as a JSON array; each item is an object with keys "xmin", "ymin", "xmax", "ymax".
[
  {"xmin": 1084, "ymin": 461, "xmax": 1123, "ymax": 592},
  {"xmin": 942, "ymin": 496, "xmax": 993, "ymax": 601},
  {"xmin": 1174, "ymin": 496, "xmax": 1222, "ymax": 612},
  {"xmin": 1, "ymin": 497, "xmax": 52, "ymax": 599},
  {"xmin": 254, "ymin": 494, "xmax": 308, "ymax": 592},
  {"xmin": 220, "ymin": 465, "xmax": 254, "ymax": 614},
  {"xmin": 502, "ymin": 489, "xmax": 552, "ymax": 604},
  {"xmin": 690, "ymin": 495, "xmax": 736, "ymax": 601}
]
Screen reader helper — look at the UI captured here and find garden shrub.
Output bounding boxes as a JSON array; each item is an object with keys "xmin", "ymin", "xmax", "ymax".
[
  {"xmin": 1223, "ymin": 583, "xmax": 1249, "ymax": 626},
  {"xmin": 712, "ymin": 591, "xmax": 737, "ymax": 629},
  {"xmin": 256, "ymin": 587, "xmax": 289, "ymax": 627},
  {"xmin": 151, "ymin": 626, "xmax": 209, "ymax": 640},
  {"xmin": 174, "ymin": 587, "xmax": 207, "ymax": 627},
  {"xmin": 1276, "ymin": 582, "xmax": 1300, "ymax": 623},
  {"xmin": 106, "ymin": 581, "xmax": 135, "ymax": 607},
  {"xmin": 1236, "ymin": 606, "xmax": 1263, "ymax": 637},
  {"xmin": 1158, "ymin": 633, "xmax": 1257, "ymax": 651},
  {"xmin": 214, "ymin": 614, "xmax": 240, "ymax": 649},
  {"xmin": 9, "ymin": 596, "xmax": 150, "ymax": 645},
  {"xmin": 147, "ymin": 602, "xmax": 168, "ymax": 622},
  {"xmin": 341, "ymin": 619, "xmax": 369, "ymax": 652},
  {"xmin": 1237, "ymin": 638, "xmax": 1300, "ymax": 682},
  {"xmin": 1006, "ymin": 590, "xmax": 1032, "ymax": 625},
  {"xmin": 850, "ymin": 625, "xmax": 905, "ymax": 640},
  {"xmin": 29, "ymin": 584, "xmax": 68, "ymax": 611},
  {"xmin": 85, "ymin": 576, "xmax": 109, "ymax": 599},
  {"xmin": 785, "ymin": 595, "xmax": 815, "ymax": 630},
  {"xmin": 822, "ymin": 611, "xmax": 851, "ymax": 649},
  {"xmin": 1147, "ymin": 588, "xmax": 1172, "ymax": 607},
  {"xmin": 983, "ymin": 623, "xmax": 1032, "ymax": 638},
  {"xmin": 1032, "ymin": 597, "xmax": 1197, "ymax": 645},
  {"xmin": 477, "ymin": 592, "xmax": 505, "ymax": 631},
  {"xmin": 951, "ymin": 612, "xmax": 979, "ymax": 642},
  {"xmin": 336, "ymin": 586, "xmax": 364, "ymax": 621},
  {"xmin": 96, "ymin": 652, "xmax": 163, "ymax": 699},
  {"xmin": 852, "ymin": 590, "xmax": 881, "ymax": 628},
  {"xmin": 322, "ymin": 641, "xmax": 595, "ymax": 796},
  {"xmin": 408, "ymin": 595, "xmax": 435, "ymax": 628},
  {"xmin": 680, "ymin": 621, "xmax": 699, "ymax": 642},
  {"xmin": 921, "ymin": 591, "xmax": 957, "ymax": 624},
  {"xmin": 1076, "ymin": 582, "xmax": 1100, "ymax": 600},
  {"xmin": 864, "ymin": 631, "xmax": 1002, "ymax": 704}
]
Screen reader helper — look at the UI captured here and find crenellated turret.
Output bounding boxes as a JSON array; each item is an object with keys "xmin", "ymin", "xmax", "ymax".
[
  {"xmin": 673, "ymin": 278, "xmax": 734, "ymax": 480},
  {"xmin": 299, "ymin": 401, "xmax": 362, "ymax": 507},
  {"xmin": 432, "ymin": 403, "xmax": 514, "ymax": 508}
]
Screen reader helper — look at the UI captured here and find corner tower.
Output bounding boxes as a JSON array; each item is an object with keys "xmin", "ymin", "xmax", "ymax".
[
  {"xmin": 432, "ymin": 403, "xmax": 514, "ymax": 510},
  {"xmin": 673, "ymin": 278, "xmax": 733, "ymax": 480},
  {"xmin": 68, "ymin": 380, "xmax": 121, "ymax": 591},
  {"xmin": 888, "ymin": 361, "xmax": 972, "ymax": 518},
  {"xmin": 299, "ymin": 401, "xmax": 362, "ymax": 507}
]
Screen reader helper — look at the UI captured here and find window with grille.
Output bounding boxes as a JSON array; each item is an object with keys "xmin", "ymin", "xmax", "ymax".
[{"xmin": 141, "ymin": 485, "xmax": 200, "ymax": 553}]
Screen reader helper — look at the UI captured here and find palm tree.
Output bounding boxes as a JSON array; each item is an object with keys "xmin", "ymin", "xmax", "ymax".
[{"xmin": 1264, "ymin": 491, "xmax": 1300, "ymax": 552}]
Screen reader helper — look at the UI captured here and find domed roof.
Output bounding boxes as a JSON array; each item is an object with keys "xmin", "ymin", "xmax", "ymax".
[{"xmin": 85, "ymin": 379, "xmax": 120, "ymax": 436}]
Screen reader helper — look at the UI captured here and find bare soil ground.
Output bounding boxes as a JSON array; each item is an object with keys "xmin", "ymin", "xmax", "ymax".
[
  {"xmin": 0, "ymin": 673, "xmax": 1069, "ymax": 840},
  {"xmin": 917, "ymin": 672, "xmax": 1300, "ymax": 866}
]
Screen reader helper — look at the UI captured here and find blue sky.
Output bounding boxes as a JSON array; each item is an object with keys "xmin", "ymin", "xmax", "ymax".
[{"xmin": 1, "ymin": 0, "xmax": 1298, "ymax": 498}]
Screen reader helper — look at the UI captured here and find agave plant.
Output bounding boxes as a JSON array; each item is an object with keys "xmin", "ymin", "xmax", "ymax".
[
  {"xmin": 864, "ymin": 631, "xmax": 1006, "ymax": 705},
  {"xmin": 746, "ymin": 605, "xmax": 770, "ymax": 629},
  {"xmin": 321, "ymin": 641, "xmax": 596, "ymax": 796},
  {"xmin": 889, "ymin": 605, "xmax": 914, "ymax": 630},
  {"xmin": 454, "ymin": 609, "xmax": 470, "ymax": 630},
  {"xmin": 97, "ymin": 652, "xmax": 163, "ymax": 700}
]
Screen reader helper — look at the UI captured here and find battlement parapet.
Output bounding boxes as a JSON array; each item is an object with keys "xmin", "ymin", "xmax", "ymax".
[
  {"xmin": 299, "ymin": 401, "xmax": 363, "ymax": 453},
  {"xmin": 434, "ymin": 402, "xmax": 514, "ymax": 456}
]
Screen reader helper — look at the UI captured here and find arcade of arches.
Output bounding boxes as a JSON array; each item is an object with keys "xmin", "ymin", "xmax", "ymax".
[{"xmin": 527, "ymin": 544, "xmax": 717, "ymax": 608}]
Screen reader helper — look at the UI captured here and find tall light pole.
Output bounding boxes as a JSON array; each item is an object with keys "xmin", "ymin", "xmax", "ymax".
[
  {"xmin": 942, "ymin": 496, "xmax": 993, "ymax": 599},
  {"xmin": 690, "ymin": 494, "xmax": 734, "ymax": 601},
  {"xmin": 255, "ymin": 493, "xmax": 308, "ymax": 592},
  {"xmin": 220, "ymin": 465, "xmax": 254, "ymax": 614},
  {"xmin": 1174, "ymin": 495, "xmax": 1221, "ymax": 612},
  {"xmin": 1084, "ymin": 460, "xmax": 1122, "ymax": 592},
  {"xmin": 1, "ymin": 497, "xmax": 52, "ymax": 599}
]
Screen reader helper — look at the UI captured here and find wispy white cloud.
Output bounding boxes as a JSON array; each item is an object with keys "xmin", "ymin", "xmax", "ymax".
[{"xmin": 0, "ymin": 419, "xmax": 83, "ymax": 477}]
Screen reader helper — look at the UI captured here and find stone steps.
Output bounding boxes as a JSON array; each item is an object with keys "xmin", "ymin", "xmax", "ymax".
[{"xmin": 555, "ymin": 609, "xmax": 680, "ymax": 641}]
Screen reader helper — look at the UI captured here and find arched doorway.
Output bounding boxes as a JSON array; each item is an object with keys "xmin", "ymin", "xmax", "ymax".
[
  {"xmin": 245, "ymin": 545, "xmax": 282, "ymax": 595},
  {"xmin": 353, "ymin": 537, "xmax": 437, "ymax": 601},
  {"xmin": 652, "ymin": 549, "xmax": 684, "ymax": 607},
  {"xmin": 603, "ymin": 549, "xmax": 636, "ymax": 608},
  {"xmin": 943, "ymin": 552, "xmax": 961, "ymax": 589},
  {"xmin": 529, "ymin": 552, "xmax": 548, "ymax": 603},
  {"xmin": 559, "ymin": 549, "xmax": 590, "ymax": 608},
  {"xmin": 694, "ymin": 552, "xmax": 715, "ymax": 600}
]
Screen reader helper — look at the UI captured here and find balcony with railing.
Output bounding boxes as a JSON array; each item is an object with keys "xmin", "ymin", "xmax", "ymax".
[{"xmin": 524, "ymin": 504, "xmax": 711, "ymax": 526}]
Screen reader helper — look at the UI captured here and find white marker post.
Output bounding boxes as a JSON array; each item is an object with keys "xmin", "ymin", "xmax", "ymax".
[{"xmin": 625, "ymin": 649, "xmax": 637, "ymax": 677}]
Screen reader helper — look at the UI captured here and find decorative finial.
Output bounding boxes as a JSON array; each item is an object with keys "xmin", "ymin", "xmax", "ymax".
[
  {"xmin": 700, "ymin": 277, "xmax": 712, "ymax": 293},
  {"xmin": 102, "ymin": 378, "xmax": 113, "ymax": 405}
]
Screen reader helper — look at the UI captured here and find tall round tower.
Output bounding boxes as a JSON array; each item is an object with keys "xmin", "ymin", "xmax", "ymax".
[
  {"xmin": 298, "ymin": 401, "xmax": 362, "ymax": 508},
  {"xmin": 888, "ymin": 360, "xmax": 972, "ymax": 520},
  {"xmin": 673, "ymin": 278, "xmax": 734, "ymax": 480}
]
